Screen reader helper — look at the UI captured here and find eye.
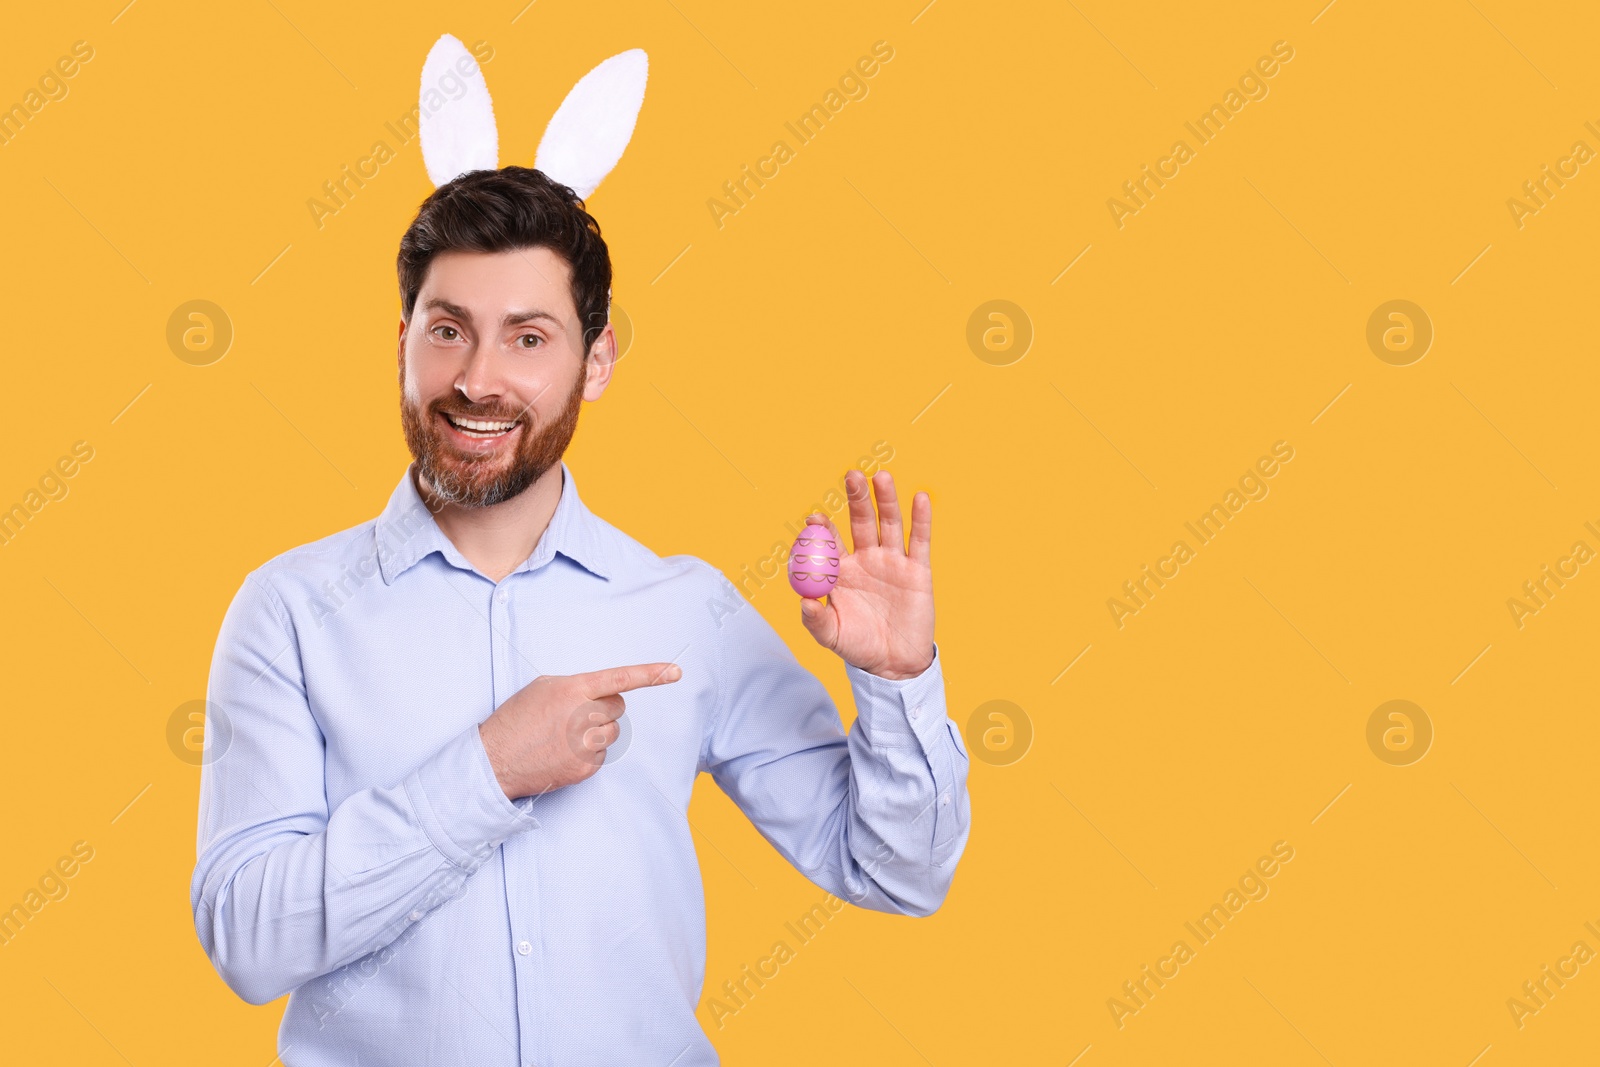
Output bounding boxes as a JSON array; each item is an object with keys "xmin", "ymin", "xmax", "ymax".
[
  {"xmin": 431, "ymin": 324, "xmax": 461, "ymax": 342},
  {"xmin": 518, "ymin": 334, "xmax": 544, "ymax": 349}
]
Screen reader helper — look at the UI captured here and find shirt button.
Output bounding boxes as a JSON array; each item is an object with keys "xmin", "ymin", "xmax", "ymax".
[
  {"xmin": 940, "ymin": 792, "xmax": 950, "ymax": 807},
  {"xmin": 517, "ymin": 940, "xmax": 532, "ymax": 956},
  {"xmin": 496, "ymin": 590, "xmax": 509, "ymax": 605},
  {"xmin": 909, "ymin": 705, "xmax": 921, "ymax": 721},
  {"xmin": 409, "ymin": 910, "xmax": 424, "ymax": 922}
]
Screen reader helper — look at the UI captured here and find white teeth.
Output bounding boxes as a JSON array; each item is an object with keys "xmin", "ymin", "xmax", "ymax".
[{"xmin": 445, "ymin": 414, "xmax": 517, "ymax": 434}]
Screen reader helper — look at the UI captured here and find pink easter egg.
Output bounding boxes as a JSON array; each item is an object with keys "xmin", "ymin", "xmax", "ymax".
[{"xmin": 788, "ymin": 524, "xmax": 841, "ymax": 598}]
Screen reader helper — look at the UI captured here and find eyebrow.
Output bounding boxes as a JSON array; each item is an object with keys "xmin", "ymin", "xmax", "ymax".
[{"xmin": 422, "ymin": 298, "xmax": 563, "ymax": 329}]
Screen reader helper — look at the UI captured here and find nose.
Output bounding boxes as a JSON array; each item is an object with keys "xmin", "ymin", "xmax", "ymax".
[{"xmin": 454, "ymin": 340, "xmax": 505, "ymax": 407}]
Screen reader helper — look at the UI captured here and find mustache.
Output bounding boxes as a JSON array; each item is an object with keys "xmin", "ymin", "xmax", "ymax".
[
  {"xmin": 429, "ymin": 399, "xmax": 528, "ymax": 424},
  {"xmin": 428, "ymin": 381, "xmax": 557, "ymax": 425}
]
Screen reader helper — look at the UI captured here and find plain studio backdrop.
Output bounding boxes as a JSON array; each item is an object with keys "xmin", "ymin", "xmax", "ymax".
[{"xmin": 1, "ymin": 1, "xmax": 1598, "ymax": 1063}]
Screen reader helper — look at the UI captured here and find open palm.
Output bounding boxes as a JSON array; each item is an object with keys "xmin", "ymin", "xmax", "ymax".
[{"xmin": 798, "ymin": 469, "xmax": 935, "ymax": 681}]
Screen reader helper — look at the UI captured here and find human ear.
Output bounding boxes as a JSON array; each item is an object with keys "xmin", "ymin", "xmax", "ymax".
[{"xmin": 583, "ymin": 323, "xmax": 618, "ymax": 400}]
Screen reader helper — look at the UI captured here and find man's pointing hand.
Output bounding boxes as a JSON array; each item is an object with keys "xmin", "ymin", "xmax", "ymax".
[{"xmin": 478, "ymin": 662, "xmax": 683, "ymax": 800}]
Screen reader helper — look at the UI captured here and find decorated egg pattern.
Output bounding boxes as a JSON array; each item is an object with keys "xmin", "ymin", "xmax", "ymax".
[{"xmin": 788, "ymin": 524, "xmax": 841, "ymax": 598}]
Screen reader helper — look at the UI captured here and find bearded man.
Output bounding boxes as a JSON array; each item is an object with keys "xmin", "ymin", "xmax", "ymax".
[{"xmin": 191, "ymin": 165, "xmax": 970, "ymax": 1065}]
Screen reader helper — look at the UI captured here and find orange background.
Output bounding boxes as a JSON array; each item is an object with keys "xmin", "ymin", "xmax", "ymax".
[{"xmin": 2, "ymin": 1, "xmax": 1598, "ymax": 1063}]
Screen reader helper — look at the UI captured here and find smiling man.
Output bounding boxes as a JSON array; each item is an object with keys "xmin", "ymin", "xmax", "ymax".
[{"xmin": 191, "ymin": 166, "xmax": 971, "ymax": 1065}]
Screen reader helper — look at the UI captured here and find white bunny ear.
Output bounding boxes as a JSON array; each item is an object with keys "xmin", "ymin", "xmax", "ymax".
[
  {"xmin": 419, "ymin": 34, "xmax": 498, "ymax": 187},
  {"xmin": 535, "ymin": 49, "xmax": 648, "ymax": 200}
]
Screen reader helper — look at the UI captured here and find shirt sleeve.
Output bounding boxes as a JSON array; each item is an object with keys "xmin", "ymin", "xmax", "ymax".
[
  {"xmin": 189, "ymin": 568, "xmax": 541, "ymax": 1005},
  {"xmin": 699, "ymin": 575, "xmax": 972, "ymax": 916}
]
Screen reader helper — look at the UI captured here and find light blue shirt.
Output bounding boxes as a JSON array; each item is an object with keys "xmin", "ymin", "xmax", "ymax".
[{"xmin": 191, "ymin": 460, "xmax": 971, "ymax": 1065}]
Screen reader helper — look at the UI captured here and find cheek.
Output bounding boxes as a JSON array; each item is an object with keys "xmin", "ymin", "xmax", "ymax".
[
  {"xmin": 401, "ymin": 347, "xmax": 451, "ymax": 405},
  {"xmin": 520, "ymin": 368, "xmax": 576, "ymax": 413},
  {"xmin": 400, "ymin": 361, "xmax": 426, "ymax": 406}
]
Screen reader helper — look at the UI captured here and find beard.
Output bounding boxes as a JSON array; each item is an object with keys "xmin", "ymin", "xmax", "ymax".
[{"xmin": 399, "ymin": 363, "xmax": 587, "ymax": 508}]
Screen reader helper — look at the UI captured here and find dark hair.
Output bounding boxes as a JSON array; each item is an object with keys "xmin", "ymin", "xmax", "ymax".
[{"xmin": 396, "ymin": 166, "xmax": 612, "ymax": 357}]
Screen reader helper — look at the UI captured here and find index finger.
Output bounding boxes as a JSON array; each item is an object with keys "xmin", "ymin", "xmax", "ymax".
[{"xmin": 573, "ymin": 662, "xmax": 683, "ymax": 698}]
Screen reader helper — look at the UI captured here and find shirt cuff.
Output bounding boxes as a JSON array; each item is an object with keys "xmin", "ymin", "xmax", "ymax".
[
  {"xmin": 403, "ymin": 721, "xmax": 540, "ymax": 871},
  {"xmin": 843, "ymin": 641, "xmax": 949, "ymax": 751}
]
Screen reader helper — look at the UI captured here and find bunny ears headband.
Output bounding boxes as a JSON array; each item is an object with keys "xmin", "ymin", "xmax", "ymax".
[{"xmin": 418, "ymin": 34, "xmax": 648, "ymax": 199}]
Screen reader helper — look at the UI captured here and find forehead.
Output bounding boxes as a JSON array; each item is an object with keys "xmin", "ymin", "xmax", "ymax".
[{"xmin": 417, "ymin": 247, "xmax": 575, "ymax": 318}]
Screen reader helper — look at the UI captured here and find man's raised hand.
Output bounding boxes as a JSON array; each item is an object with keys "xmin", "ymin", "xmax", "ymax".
[{"xmin": 798, "ymin": 469, "xmax": 935, "ymax": 681}]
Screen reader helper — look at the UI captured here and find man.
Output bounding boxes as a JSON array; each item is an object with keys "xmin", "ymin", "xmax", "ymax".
[{"xmin": 191, "ymin": 166, "xmax": 971, "ymax": 1065}]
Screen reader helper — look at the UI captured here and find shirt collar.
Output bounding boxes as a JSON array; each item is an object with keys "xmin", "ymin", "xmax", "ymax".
[{"xmin": 374, "ymin": 458, "xmax": 614, "ymax": 585}]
